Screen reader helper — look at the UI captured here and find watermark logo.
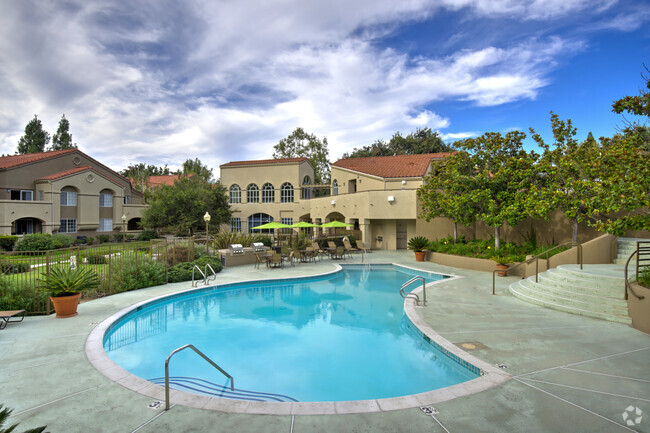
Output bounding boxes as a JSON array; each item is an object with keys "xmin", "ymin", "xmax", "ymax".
[{"xmin": 622, "ymin": 405, "xmax": 643, "ymax": 427}]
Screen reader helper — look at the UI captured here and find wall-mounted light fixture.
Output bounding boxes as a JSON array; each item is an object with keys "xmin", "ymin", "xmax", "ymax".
[
  {"xmin": 402, "ymin": 180, "xmax": 406, "ymax": 185},
  {"xmin": 331, "ymin": 200, "xmax": 336, "ymax": 206},
  {"xmin": 387, "ymin": 196, "xmax": 395, "ymax": 203}
]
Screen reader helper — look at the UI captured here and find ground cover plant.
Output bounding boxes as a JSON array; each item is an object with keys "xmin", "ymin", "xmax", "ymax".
[{"xmin": 638, "ymin": 266, "xmax": 650, "ymax": 288}]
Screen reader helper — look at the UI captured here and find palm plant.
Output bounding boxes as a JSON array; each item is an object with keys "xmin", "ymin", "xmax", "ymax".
[
  {"xmin": 407, "ymin": 236, "xmax": 430, "ymax": 252},
  {"xmin": 37, "ymin": 267, "xmax": 100, "ymax": 297},
  {"xmin": 0, "ymin": 404, "xmax": 46, "ymax": 433}
]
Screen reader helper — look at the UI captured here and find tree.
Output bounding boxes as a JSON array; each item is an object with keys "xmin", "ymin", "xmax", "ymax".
[
  {"xmin": 120, "ymin": 163, "xmax": 171, "ymax": 193},
  {"xmin": 141, "ymin": 176, "xmax": 231, "ymax": 235},
  {"xmin": 418, "ymin": 151, "xmax": 478, "ymax": 242},
  {"xmin": 612, "ymin": 66, "xmax": 650, "ymax": 150},
  {"xmin": 274, "ymin": 128, "xmax": 330, "ymax": 184},
  {"xmin": 17, "ymin": 115, "xmax": 50, "ymax": 154},
  {"xmin": 50, "ymin": 114, "xmax": 77, "ymax": 150},
  {"xmin": 343, "ymin": 127, "xmax": 452, "ymax": 158},
  {"xmin": 181, "ymin": 158, "xmax": 213, "ymax": 183}
]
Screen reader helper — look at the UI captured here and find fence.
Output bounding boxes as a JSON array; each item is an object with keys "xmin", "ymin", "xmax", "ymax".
[{"xmin": 0, "ymin": 237, "xmax": 198, "ymax": 315}]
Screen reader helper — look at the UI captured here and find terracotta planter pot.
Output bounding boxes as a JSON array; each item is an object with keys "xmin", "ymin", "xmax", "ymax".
[
  {"xmin": 50, "ymin": 293, "xmax": 82, "ymax": 318},
  {"xmin": 496, "ymin": 263, "xmax": 509, "ymax": 277},
  {"xmin": 414, "ymin": 251, "xmax": 426, "ymax": 262}
]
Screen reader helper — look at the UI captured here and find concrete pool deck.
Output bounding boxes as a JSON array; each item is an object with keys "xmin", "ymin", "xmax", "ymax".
[{"xmin": 1, "ymin": 251, "xmax": 648, "ymax": 432}]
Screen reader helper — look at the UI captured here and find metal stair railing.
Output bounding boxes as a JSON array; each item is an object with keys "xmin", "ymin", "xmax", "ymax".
[
  {"xmin": 624, "ymin": 241, "xmax": 649, "ymax": 300},
  {"xmin": 492, "ymin": 242, "xmax": 583, "ymax": 295},
  {"xmin": 165, "ymin": 344, "xmax": 234, "ymax": 411},
  {"xmin": 400, "ymin": 276, "xmax": 426, "ymax": 306}
]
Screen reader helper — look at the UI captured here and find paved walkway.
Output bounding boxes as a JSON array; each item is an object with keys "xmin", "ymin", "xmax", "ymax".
[{"xmin": 1, "ymin": 251, "xmax": 648, "ymax": 432}]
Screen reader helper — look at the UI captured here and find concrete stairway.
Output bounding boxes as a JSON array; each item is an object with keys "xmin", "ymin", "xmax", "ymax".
[
  {"xmin": 509, "ymin": 264, "xmax": 632, "ymax": 325},
  {"xmin": 614, "ymin": 237, "xmax": 645, "ymax": 265}
]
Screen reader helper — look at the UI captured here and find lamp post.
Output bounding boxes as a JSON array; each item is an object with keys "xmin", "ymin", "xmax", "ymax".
[
  {"xmin": 121, "ymin": 214, "xmax": 127, "ymax": 248},
  {"xmin": 203, "ymin": 212, "xmax": 211, "ymax": 256}
]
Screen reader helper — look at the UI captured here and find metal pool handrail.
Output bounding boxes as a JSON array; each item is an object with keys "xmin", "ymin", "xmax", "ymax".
[
  {"xmin": 165, "ymin": 344, "xmax": 234, "ymax": 411},
  {"xmin": 205, "ymin": 263, "xmax": 217, "ymax": 284},
  {"xmin": 401, "ymin": 276, "xmax": 426, "ymax": 306},
  {"xmin": 191, "ymin": 265, "xmax": 206, "ymax": 287}
]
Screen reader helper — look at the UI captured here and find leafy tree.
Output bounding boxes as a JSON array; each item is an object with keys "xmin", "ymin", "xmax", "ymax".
[
  {"xmin": 344, "ymin": 127, "xmax": 452, "ymax": 158},
  {"xmin": 274, "ymin": 127, "xmax": 330, "ymax": 184},
  {"xmin": 50, "ymin": 114, "xmax": 77, "ymax": 150},
  {"xmin": 181, "ymin": 158, "xmax": 213, "ymax": 183},
  {"xmin": 120, "ymin": 163, "xmax": 171, "ymax": 193},
  {"xmin": 16, "ymin": 115, "xmax": 50, "ymax": 154},
  {"xmin": 141, "ymin": 176, "xmax": 231, "ymax": 235},
  {"xmin": 612, "ymin": 67, "xmax": 650, "ymax": 149},
  {"xmin": 418, "ymin": 151, "xmax": 478, "ymax": 242}
]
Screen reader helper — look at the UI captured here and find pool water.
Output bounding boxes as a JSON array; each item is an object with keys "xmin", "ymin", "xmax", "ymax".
[{"xmin": 104, "ymin": 264, "xmax": 479, "ymax": 402}]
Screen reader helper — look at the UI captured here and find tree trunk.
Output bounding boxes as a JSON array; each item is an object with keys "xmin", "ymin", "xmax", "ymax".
[
  {"xmin": 572, "ymin": 217, "xmax": 578, "ymax": 245},
  {"xmin": 494, "ymin": 226, "xmax": 501, "ymax": 250},
  {"xmin": 453, "ymin": 222, "xmax": 458, "ymax": 243}
]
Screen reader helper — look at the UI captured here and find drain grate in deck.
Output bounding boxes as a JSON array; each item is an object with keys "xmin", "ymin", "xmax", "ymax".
[{"xmin": 454, "ymin": 341, "xmax": 488, "ymax": 350}]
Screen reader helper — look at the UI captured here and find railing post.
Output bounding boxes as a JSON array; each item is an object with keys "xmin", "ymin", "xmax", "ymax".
[{"xmin": 108, "ymin": 244, "xmax": 112, "ymax": 295}]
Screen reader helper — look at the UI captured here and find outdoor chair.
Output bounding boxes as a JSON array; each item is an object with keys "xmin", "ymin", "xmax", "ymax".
[
  {"xmin": 270, "ymin": 253, "xmax": 284, "ymax": 269},
  {"xmin": 343, "ymin": 239, "xmax": 358, "ymax": 257},
  {"xmin": 287, "ymin": 251, "xmax": 297, "ymax": 266},
  {"xmin": 0, "ymin": 310, "xmax": 25, "ymax": 330},
  {"xmin": 356, "ymin": 241, "xmax": 371, "ymax": 253},
  {"xmin": 311, "ymin": 242, "xmax": 327, "ymax": 260},
  {"xmin": 330, "ymin": 246, "xmax": 345, "ymax": 260},
  {"xmin": 327, "ymin": 241, "xmax": 337, "ymax": 252},
  {"xmin": 254, "ymin": 253, "xmax": 270, "ymax": 269}
]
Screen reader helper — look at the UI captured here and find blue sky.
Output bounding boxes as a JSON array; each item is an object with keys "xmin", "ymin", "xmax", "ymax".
[{"xmin": 0, "ymin": 0, "xmax": 648, "ymax": 174}]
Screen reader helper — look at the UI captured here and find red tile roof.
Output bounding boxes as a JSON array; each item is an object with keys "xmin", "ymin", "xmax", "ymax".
[
  {"xmin": 36, "ymin": 166, "xmax": 92, "ymax": 180},
  {"xmin": 332, "ymin": 153, "xmax": 452, "ymax": 178},
  {"xmin": 0, "ymin": 149, "xmax": 77, "ymax": 169},
  {"xmin": 220, "ymin": 157, "xmax": 310, "ymax": 168},
  {"xmin": 147, "ymin": 174, "xmax": 181, "ymax": 187}
]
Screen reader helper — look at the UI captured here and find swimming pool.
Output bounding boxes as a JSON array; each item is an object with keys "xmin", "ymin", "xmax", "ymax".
[{"xmin": 103, "ymin": 264, "xmax": 480, "ymax": 403}]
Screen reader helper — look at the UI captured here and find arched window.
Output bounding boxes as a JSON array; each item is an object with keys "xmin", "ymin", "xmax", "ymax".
[
  {"xmin": 229, "ymin": 184, "xmax": 241, "ymax": 204},
  {"xmin": 262, "ymin": 183, "xmax": 274, "ymax": 203},
  {"xmin": 248, "ymin": 213, "xmax": 274, "ymax": 233},
  {"xmin": 280, "ymin": 182, "xmax": 294, "ymax": 203},
  {"xmin": 60, "ymin": 186, "xmax": 77, "ymax": 206},
  {"xmin": 301, "ymin": 176, "xmax": 312, "ymax": 200},
  {"xmin": 332, "ymin": 179, "xmax": 338, "ymax": 196},
  {"xmin": 99, "ymin": 189, "xmax": 113, "ymax": 207},
  {"xmin": 247, "ymin": 184, "xmax": 259, "ymax": 203}
]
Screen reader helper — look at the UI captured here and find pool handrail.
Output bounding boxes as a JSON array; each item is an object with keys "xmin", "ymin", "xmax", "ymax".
[
  {"xmin": 401, "ymin": 276, "xmax": 426, "ymax": 306},
  {"xmin": 165, "ymin": 344, "xmax": 234, "ymax": 411},
  {"xmin": 191, "ymin": 265, "xmax": 206, "ymax": 287},
  {"xmin": 205, "ymin": 263, "xmax": 218, "ymax": 284}
]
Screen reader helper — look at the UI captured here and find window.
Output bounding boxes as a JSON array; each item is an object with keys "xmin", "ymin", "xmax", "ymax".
[
  {"xmin": 229, "ymin": 184, "xmax": 241, "ymax": 204},
  {"xmin": 60, "ymin": 189, "xmax": 77, "ymax": 206},
  {"xmin": 248, "ymin": 213, "xmax": 273, "ymax": 233},
  {"xmin": 247, "ymin": 184, "xmax": 259, "ymax": 203},
  {"xmin": 332, "ymin": 179, "xmax": 338, "ymax": 196},
  {"xmin": 281, "ymin": 217, "xmax": 293, "ymax": 225},
  {"xmin": 10, "ymin": 190, "xmax": 33, "ymax": 201},
  {"xmin": 280, "ymin": 183, "xmax": 293, "ymax": 203},
  {"xmin": 123, "ymin": 196, "xmax": 131, "ymax": 204},
  {"xmin": 230, "ymin": 217, "xmax": 241, "ymax": 232},
  {"xmin": 38, "ymin": 190, "xmax": 44, "ymax": 201},
  {"xmin": 301, "ymin": 176, "xmax": 312, "ymax": 200},
  {"xmin": 99, "ymin": 191, "xmax": 113, "ymax": 207},
  {"xmin": 98, "ymin": 218, "xmax": 113, "ymax": 232},
  {"xmin": 59, "ymin": 219, "xmax": 77, "ymax": 233},
  {"xmin": 14, "ymin": 219, "xmax": 34, "ymax": 235},
  {"xmin": 262, "ymin": 183, "xmax": 274, "ymax": 203}
]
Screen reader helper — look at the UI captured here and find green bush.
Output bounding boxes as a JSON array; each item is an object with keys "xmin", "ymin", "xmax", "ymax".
[
  {"xmin": 14, "ymin": 233, "xmax": 56, "ymax": 251},
  {"xmin": 166, "ymin": 245, "xmax": 196, "ymax": 265},
  {"xmin": 137, "ymin": 230, "xmax": 159, "ymax": 241},
  {"xmin": 0, "ymin": 261, "xmax": 30, "ymax": 274},
  {"xmin": 85, "ymin": 254, "xmax": 107, "ymax": 265},
  {"xmin": 0, "ymin": 236, "xmax": 18, "ymax": 251},
  {"xmin": 168, "ymin": 255, "xmax": 223, "ymax": 283},
  {"xmin": 212, "ymin": 231, "xmax": 270, "ymax": 249},
  {"xmin": 126, "ymin": 234, "xmax": 136, "ymax": 241},
  {"xmin": 97, "ymin": 234, "xmax": 110, "ymax": 244},
  {"xmin": 407, "ymin": 236, "xmax": 430, "ymax": 252},
  {"xmin": 86, "ymin": 236, "xmax": 95, "ymax": 245},
  {"xmin": 638, "ymin": 266, "xmax": 650, "ymax": 288},
  {"xmin": 427, "ymin": 236, "xmax": 566, "ymax": 260},
  {"xmin": 0, "ymin": 277, "xmax": 48, "ymax": 312},
  {"xmin": 105, "ymin": 254, "xmax": 166, "ymax": 294},
  {"xmin": 113, "ymin": 233, "xmax": 124, "ymax": 243}
]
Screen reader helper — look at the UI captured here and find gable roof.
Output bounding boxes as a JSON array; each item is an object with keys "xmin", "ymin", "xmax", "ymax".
[
  {"xmin": 36, "ymin": 166, "xmax": 123, "ymax": 186},
  {"xmin": 220, "ymin": 157, "xmax": 311, "ymax": 168},
  {"xmin": 147, "ymin": 174, "xmax": 181, "ymax": 187},
  {"xmin": 0, "ymin": 149, "xmax": 77, "ymax": 169},
  {"xmin": 332, "ymin": 153, "xmax": 452, "ymax": 178}
]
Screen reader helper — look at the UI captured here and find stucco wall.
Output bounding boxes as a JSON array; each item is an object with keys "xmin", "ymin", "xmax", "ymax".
[{"xmin": 628, "ymin": 282, "xmax": 650, "ymax": 334}]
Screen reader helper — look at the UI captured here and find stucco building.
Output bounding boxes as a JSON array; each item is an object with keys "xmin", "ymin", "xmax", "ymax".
[
  {"xmin": 0, "ymin": 149, "xmax": 146, "ymax": 237},
  {"xmin": 220, "ymin": 153, "xmax": 450, "ymax": 249}
]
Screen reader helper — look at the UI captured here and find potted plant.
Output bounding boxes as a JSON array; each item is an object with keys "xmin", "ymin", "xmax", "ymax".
[
  {"xmin": 492, "ymin": 254, "xmax": 512, "ymax": 277},
  {"xmin": 37, "ymin": 267, "xmax": 101, "ymax": 318},
  {"xmin": 407, "ymin": 236, "xmax": 430, "ymax": 261}
]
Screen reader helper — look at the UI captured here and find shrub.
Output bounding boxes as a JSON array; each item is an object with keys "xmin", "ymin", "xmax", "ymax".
[
  {"xmin": 0, "ymin": 236, "xmax": 18, "ymax": 251},
  {"xmin": 0, "ymin": 403, "xmax": 46, "ymax": 433},
  {"xmin": 85, "ymin": 254, "xmax": 107, "ymax": 265},
  {"xmin": 137, "ymin": 230, "xmax": 159, "ymax": 241},
  {"xmin": 0, "ymin": 261, "xmax": 30, "ymax": 274},
  {"xmin": 86, "ymin": 236, "xmax": 95, "ymax": 245},
  {"xmin": 407, "ymin": 236, "xmax": 429, "ymax": 252},
  {"xmin": 106, "ymin": 254, "xmax": 166, "ymax": 294},
  {"xmin": 97, "ymin": 234, "xmax": 110, "ymax": 244},
  {"xmin": 113, "ymin": 233, "xmax": 124, "ymax": 243},
  {"xmin": 14, "ymin": 233, "xmax": 56, "ymax": 251},
  {"xmin": 0, "ymin": 277, "xmax": 49, "ymax": 312},
  {"xmin": 168, "ymin": 255, "xmax": 223, "ymax": 283},
  {"xmin": 126, "ymin": 234, "xmax": 136, "ymax": 241},
  {"xmin": 638, "ymin": 266, "xmax": 650, "ymax": 288},
  {"xmin": 212, "ymin": 231, "xmax": 269, "ymax": 249},
  {"xmin": 51, "ymin": 234, "xmax": 75, "ymax": 249},
  {"xmin": 166, "ymin": 245, "xmax": 196, "ymax": 265}
]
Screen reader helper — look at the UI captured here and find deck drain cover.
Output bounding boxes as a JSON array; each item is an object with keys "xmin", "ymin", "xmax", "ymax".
[
  {"xmin": 496, "ymin": 364, "xmax": 508, "ymax": 369},
  {"xmin": 148, "ymin": 401, "xmax": 163, "ymax": 410},
  {"xmin": 420, "ymin": 406, "xmax": 439, "ymax": 415},
  {"xmin": 455, "ymin": 341, "xmax": 488, "ymax": 350}
]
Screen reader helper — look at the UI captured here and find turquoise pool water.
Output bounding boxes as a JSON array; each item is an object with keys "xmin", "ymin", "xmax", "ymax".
[{"xmin": 103, "ymin": 264, "xmax": 479, "ymax": 402}]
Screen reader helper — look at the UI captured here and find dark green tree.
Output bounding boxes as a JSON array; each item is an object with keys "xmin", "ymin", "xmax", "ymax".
[
  {"xmin": 120, "ymin": 163, "xmax": 172, "ymax": 193},
  {"xmin": 274, "ymin": 128, "xmax": 330, "ymax": 184},
  {"xmin": 344, "ymin": 127, "xmax": 452, "ymax": 158},
  {"xmin": 16, "ymin": 115, "xmax": 50, "ymax": 154},
  {"xmin": 181, "ymin": 158, "xmax": 213, "ymax": 183},
  {"xmin": 50, "ymin": 114, "xmax": 77, "ymax": 150},
  {"xmin": 141, "ymin": 176, "xmax": 231, "ymax": 235}
]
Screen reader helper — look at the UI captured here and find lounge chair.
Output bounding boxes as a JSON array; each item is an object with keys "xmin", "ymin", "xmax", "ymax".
[
  {"xmin": 330, "ymin": 246, "xmax": 345, "ymax": 260},
  {"xmin": 343, "ymin": 239, "xmax": 358, "ymax": 257},
  {"xmin": 356, "ymin": 241, "xmax": 371, "ymax": 253},
  {"xmin": 327, "ymin": 241, "xmax": 337, "ymax": 253},
  {"xmin": 311, "ymin": 242, "xmax": 326, "ymax": 260},
  {"xmin": 254, "ymin": 253, "xmax": 270, "ymax": 269},
  {"xmin": 0, "ymin": 310, "xmax": 25, "ymax": 330}
]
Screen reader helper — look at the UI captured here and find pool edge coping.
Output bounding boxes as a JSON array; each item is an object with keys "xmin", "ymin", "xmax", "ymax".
[{"xmin": 85, "ymin": 263, "xmax": 511, "ymax": 415}]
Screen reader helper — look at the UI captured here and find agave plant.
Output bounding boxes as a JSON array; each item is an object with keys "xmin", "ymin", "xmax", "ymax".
[
  {"xmin": 37, "ymin": 267, "xmax": 101, "ymax": 297},
  {"xmin": 407, "ymin": 236, "xmax": 430, "ymax": 252}
]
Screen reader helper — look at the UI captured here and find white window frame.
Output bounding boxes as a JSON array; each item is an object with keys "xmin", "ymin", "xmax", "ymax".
[
  {"xmin": 280, "ymin": 183, "xmax": 294, "ymax": 203},
  {"xmin": 301, "ymin": 176, "xmax": 312, "ymax": 200},
  {"xmin": 230, "ymin": 217, "xmax": 241, "ymax": 232},
  {"xmin": 99, "ymin": 192, "xmax": 113, "ymax": 207},
  {"xmin": 247, "ymin": 184, "xmax": 259, "ymax": 203},
  {"xmin": 10, "ymin": 190, "xmax": 33, "ymax": 201},
  {"xmin": 332, "ymin": 179, "xmax": 338, "ymax": 196},
  {"xmin": 230, "ymin": 184, "xmax": 241, "ymax": 204},
  {"xmin": 262, "ymin": 183, "xmax": 274, "ymax": 203},
  {"xmin": 59, "ymin": 218, "xmax": 77, "ymax": 233},
  {"xmin": 60, "ymin": 190, "xmax": 77, "ymax": 206},
  {"xmin": 98, "ymin": 218, "xmax": 113, "ymax": 232}
]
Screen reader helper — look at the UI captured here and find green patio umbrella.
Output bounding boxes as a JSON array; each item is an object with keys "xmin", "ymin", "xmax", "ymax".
[
  {"xmin": 250, "ymin": 221, "xmax": 291, "ymax": 247},
  {"xmin": 319, "ymin": 220, "xmax": 353, "ymax": 228},
  {"xmin": 289, "ymin": 221, "xmax": 320, "ymax": 228}
]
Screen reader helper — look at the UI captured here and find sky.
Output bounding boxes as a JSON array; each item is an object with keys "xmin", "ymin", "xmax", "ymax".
[{"xmin": 0, "ymin": 0, "xmax": 648, "ymax": 175}]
